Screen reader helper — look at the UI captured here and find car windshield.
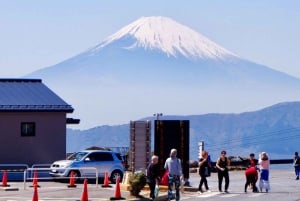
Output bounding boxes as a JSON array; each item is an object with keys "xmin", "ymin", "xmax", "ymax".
[{"xmin": 67, "ymin": 152, "xmax": 88, "ymax": 161}]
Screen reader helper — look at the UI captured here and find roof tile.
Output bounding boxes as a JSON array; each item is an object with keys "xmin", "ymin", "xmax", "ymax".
[{"xmin": 0, "ymin": 79, "xmax": 73, "ymax": 112}]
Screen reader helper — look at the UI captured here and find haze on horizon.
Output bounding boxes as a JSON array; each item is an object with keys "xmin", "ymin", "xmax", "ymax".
[
  {"xmin": 23, "ymin": 16, "xmax": 300, "ymax": 129},
  {"xmin": 1, "ymin": 1, "xmax": 300, "ymax": 129}
]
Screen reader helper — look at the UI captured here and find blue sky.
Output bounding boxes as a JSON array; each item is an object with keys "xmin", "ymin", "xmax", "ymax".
[{"xmin": 1, "ymin": 0, "xmax": 300, "ymax": 78}]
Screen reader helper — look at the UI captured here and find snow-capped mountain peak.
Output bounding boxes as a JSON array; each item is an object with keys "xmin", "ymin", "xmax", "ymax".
[{"xmin": 92, "ymin": 16, "xmax": 237, "ymax": 60}]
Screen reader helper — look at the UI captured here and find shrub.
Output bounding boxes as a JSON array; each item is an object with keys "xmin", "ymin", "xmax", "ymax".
[{"xmin": 129, "ymin": 171, "xmax": 147, "ymax": 196}]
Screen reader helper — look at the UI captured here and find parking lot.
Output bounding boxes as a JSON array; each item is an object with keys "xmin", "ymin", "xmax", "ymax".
[{"xmin": 1, "ymin": 168, "xmax": 300, "ymax": 201}]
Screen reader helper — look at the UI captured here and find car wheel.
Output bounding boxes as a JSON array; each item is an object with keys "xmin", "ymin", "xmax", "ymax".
[{"xmin": 110, "ymin": 170, "xmax": 123, "ymax": 184}]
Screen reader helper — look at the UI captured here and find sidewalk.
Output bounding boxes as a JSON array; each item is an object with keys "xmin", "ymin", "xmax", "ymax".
[
  {"xmin": 133, "ymin": 168, "xmax": 298, "ymax": 201},
  {"xmin": 134, "ymin": 181, "xmax": 198, "ymax": 201},
  {"xmin": 0, "ymin": 169, "xmax": 298, "ymax": 201}
]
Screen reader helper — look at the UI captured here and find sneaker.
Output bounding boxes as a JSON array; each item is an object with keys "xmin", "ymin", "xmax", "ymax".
[
  {"xmin": 296, "ymin": 176, "xmax": 299, "ymax": 180},
  {"xmin": 224, "ymin": 190, "xmax": 229, "ymax": 193}
]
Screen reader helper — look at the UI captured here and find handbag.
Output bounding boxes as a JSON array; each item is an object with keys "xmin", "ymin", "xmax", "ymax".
[
  {"xmin": 160, "ymin": 170, "xmax": 169, "ymax": 185},
  {"xmin": 204, "ymin": 167, "xmax": 211, "ymax": 177}
]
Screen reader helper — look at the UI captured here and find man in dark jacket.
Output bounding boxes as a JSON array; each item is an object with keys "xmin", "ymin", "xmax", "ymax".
[{"xmin": 147, "ymin": 155, "xmax": 160, "ymax": 200}]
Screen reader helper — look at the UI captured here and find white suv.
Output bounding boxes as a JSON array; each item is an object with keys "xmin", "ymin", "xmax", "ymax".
[{"xmin": 49, "ymin": 150, "xmax": 125, "ymax": 183}]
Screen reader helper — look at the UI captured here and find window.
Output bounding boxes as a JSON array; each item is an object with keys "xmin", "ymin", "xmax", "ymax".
[
  {"xmin": 21, "ymin": 122, "xmax": 35, "ymax": 137},
  {"xmin": 88, "ymin": 152, "xmax": 114, "ymax": 161}
]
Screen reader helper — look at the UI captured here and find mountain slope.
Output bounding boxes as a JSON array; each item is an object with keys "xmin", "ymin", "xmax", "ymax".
[
  {"xmin": 25, "ymin": 16, "xmax": 300, "ymax": 128},
  {"xmin": 67, "ymin": 101, "xmax": 300, "ymax": 161}
]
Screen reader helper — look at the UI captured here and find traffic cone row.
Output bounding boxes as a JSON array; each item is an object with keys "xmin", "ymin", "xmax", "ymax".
[
  {"xmin": 101, "ymin": 171, "xmax": 112, "ymax": 187},
  {"xmin": 68, "ymin": 171, "xmax": 77, "ymax": 188},
  {"xmin": 110, "ymin": 177, "xmax": 125, "ymax": 200},
  {"xmin": 26, "ymin": 172, "xmax": 125, "ymax": 201},
  {"xmin": 1, "ymin": 171, "xmax": 10, "ymax": 187}
]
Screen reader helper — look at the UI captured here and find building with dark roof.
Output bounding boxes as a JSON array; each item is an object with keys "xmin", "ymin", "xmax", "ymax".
[{"xmin": 0, "ymin": 78, "xmax": 79, "ymax": 165}]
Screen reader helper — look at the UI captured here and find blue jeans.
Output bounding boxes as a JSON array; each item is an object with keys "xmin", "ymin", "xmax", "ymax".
[
  {"xmin": 260, "ymin": 169, "xmax": 269, "ymax": 181},
  {"xmin": 168, "ymin": 174, "xmax": 181, "ymax": 201}
]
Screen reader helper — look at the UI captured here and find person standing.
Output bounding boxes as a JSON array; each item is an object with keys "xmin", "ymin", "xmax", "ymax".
[
  {"xmin": 164, "ymin": 148, "xmax": 183, "ymax": 201},
  {"xmin": 146, "ymin": 155, "xmax": 160, "ymax": 200},
  {"xmin": 293, "ymin": 152, "xmax": 300, "ymax": 180},
  {"xmin": 258, "ymin": 152, "xmax": 270, "ymax": 192},
  {"xmin": 239, "ymin": 153, "xmax": 258, "ymax": 168},
  {"xmin": 198, "ymin": 150, "xmax": 211, "ymax": 193},
  {"xmin": 216, "ymin": 150, "xmax": 230, "ymax": 193}
]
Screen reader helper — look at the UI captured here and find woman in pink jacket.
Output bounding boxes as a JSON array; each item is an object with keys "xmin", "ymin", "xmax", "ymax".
[{"xmin": 258, "ymin": 152, "xmax": 270, "ymax": 192}]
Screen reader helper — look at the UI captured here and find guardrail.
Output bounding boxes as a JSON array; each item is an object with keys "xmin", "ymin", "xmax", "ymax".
[
  {"xmin": 0, "ymin": 164, "xmax": 29, "ymax": 181},
  {"xmin": 0, "ymin": 164, "xmax": 29, "ymax": 172},
  {"xmin": 23, "ymin": 167, "xmax": 99, "ymax": 189}
]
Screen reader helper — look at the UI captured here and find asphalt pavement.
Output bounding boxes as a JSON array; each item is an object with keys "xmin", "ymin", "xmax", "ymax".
[{"xmin": 0, "ymin": 168, "xmax": 299, "ymax": 201}]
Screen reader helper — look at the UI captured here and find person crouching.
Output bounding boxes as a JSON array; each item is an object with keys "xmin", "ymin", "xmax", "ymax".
[{"xmin": 244, "ymin": 166, "xmax": 258, "ymax": 193}]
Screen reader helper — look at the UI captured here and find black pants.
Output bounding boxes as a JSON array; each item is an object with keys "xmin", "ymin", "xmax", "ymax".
[
  {"xmin": 147, "ymin": 181, "xmax": 156, "ymax": 199},
  {"xmin": 218, "ymin": 170, "xmax": 229, "ymax": 191},
  {"xmin": 198, "ymin": 175, "xmax": 209, "ymax": 191},
  {"xmin": 245, "ymin": 175, "xmax": 258, "ymax": 192}
]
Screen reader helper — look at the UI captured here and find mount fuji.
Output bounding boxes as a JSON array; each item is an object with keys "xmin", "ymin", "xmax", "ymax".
[{"xmin": 26, "ymin": 16, "xmax": 300, "ymax": 129}]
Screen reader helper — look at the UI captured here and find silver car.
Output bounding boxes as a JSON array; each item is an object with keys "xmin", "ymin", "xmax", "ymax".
[{"xmin": 49, "ymin": 150, "xmax": 125, "ymax": 183}]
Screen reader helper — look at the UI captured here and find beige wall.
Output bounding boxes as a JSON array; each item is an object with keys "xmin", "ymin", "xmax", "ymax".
[{"xmin": 0, "ymin": 112, "xmax": 67, "ymax": 166}]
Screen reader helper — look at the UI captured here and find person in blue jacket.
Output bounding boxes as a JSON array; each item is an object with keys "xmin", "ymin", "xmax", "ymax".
[{"xmin": 164, "ymin": 149, "xmax": 183, "ymax": 201}]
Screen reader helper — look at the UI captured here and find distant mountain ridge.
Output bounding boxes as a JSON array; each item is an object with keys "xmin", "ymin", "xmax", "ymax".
[
  {"xmin": 67, "ymin": 101, "xmax": 300, "ymax": 161},
  {"xmin": 25, "ymin": 16, "xmax": 300, "ymax": 129}
]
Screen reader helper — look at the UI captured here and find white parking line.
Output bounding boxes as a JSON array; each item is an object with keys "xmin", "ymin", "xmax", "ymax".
[
  {"xmin": 248, "ymin": 192, "xmax": 264, "ymax": 197},
  {"xmin": 196, "ymin": 191, "xmax": 220, "ymax": 197},
  {"xmin": 219, "ymin": 193, "xmax": 238, "ymax": 198}
]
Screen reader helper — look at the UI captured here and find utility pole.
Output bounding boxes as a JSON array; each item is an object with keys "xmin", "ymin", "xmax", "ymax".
[{"xmin": 153, "ymin": 113, "xmax": 163, "ymax": 120}]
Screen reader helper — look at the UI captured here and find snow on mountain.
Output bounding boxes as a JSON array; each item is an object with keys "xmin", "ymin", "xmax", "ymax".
[
  {"xmin": 90, "ymin": 16, "xmax": 237, "ymax": 60},
  {"xmin": 25, "ymin": 16, "xmax": 300, "ymax": 129}
]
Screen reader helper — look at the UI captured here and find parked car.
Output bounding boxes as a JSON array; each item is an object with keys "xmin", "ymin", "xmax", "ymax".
[{"xmin": 49, "ymin": 150, "xmax": 125, "ymax": 183}]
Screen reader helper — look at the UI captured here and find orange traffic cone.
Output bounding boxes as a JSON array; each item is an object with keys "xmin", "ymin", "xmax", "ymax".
[
  {"xmin": 110, "ymin": 177, "xmax": 125, "ymax": 200},
  {"xmin": 1, "ymin": 171, "xmax": 10, "ymax": 187},
  {"xmin": 68, "ymin": 171, "xmax": 77, "ymax": 188},
  {"xmin": 30, "ymin": 171, "xmax": 40, "ymax": 188},
  {"xmin": 80, "ymin": 179, "xmax": 88, "ymax": 201},
  {"xmin": 101, "ymin": 171, "xmax": 112, "ymax": 187},
  {"xmin": 32, "ymin": 184, "xmax": 38, "ymax": 201}
]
